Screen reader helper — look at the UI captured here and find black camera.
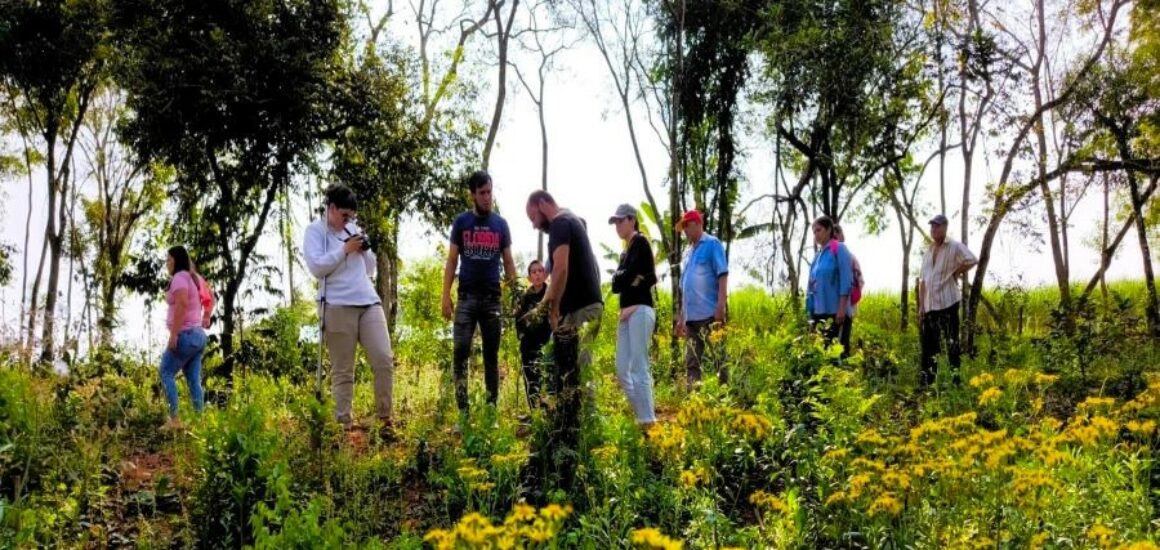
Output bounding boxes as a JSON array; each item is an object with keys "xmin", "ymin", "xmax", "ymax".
[{"xmin": 343, "ymin": 229, "xmax": 373, "ymax": 251}]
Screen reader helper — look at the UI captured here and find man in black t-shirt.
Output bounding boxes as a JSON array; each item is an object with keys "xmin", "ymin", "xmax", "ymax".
[
  {"xmin": 523, "ymin": 190, "xmax": 603, "ymax": 492},
  {"xmin": 442, "ymin": 171, "xmax": 517, "ymax": 413}
]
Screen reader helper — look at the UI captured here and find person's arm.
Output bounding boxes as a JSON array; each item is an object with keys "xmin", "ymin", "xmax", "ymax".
[
  {"xmin": 441, "ymin": 244, "xmax": 460, "ymax": 321},
  {"xmin": 836, "ymin": 244, "xmax": 854, "ymax": 322},
  {"xmin": 168, "ymin": 277, "xmax": 189, "ymax": 350},
  {"xmin": 501, "ymin": 220, "xmax": 517, "ymax": 284},
  {"xmin": 543, "ymin": 245, "xmax": 570, "ymax": 329},
  {"xmin": 715, "ymin": 275, "xmax": 729, "ymax": 323},
  {"xmin": 916, "ymin": 277, "xmax": 926, "ymax": 319},
  {"xmin": 954, "ymin": 243, "xmax": 978, "ymax": 276},
  {"xmin": 638, "ymin": 238, "xmax": 659, "ymax": 289},
  {"xmin": 502, "ymin": 247, "xmax": 517, "ymax": 285},
  {"xmin": 304, "ymin": 225, "xmax": 348, "ymax": 279},
  {"xmin": 712, "ymin": 240, "xmax": 729, "ymax": 323}
]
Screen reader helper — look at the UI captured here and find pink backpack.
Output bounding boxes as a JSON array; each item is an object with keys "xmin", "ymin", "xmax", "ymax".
[{"xmin": 829, "ymin": 240, "xmax": 863, "ymax": 305}]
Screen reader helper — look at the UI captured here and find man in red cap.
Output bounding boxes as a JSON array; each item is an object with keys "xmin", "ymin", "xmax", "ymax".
[{"xmin": 675, "ymin": 209, "xmax": 729, "ymax": 388}]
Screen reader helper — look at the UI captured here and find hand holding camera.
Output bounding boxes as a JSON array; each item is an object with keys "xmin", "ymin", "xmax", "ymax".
[{"xmin": 342, "ymin": 229, "xmax": 373, "ymax": 255}]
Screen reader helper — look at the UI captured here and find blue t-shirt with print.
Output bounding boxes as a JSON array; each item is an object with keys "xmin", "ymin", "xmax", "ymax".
[
  {"xmin": 450, "ymin": 211, "xmax": 511, "ymax": 289},
  {"xmin": 680, "ymin": 234, "xmax": 729, "ymax": 322}
]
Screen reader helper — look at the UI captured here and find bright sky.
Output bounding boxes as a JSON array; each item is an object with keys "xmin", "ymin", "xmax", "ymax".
[{"xmin": 0, "ymin": 1, "xmax": 1152, "ymax": 356}]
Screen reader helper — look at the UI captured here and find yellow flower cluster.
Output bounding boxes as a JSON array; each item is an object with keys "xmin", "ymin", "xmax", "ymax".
[
  {"xmin": 423, "ymin": 503, "xmax": 573, "ymax": 550},
  {"xmin": 731, "ymin": 413, "xmax": 773, "ymax": 440},
  {"xmin": 749, "ymin": 490, "xmax": 790, "ymax": 514},
  {"xmin": 592, "ymin": 445, "xmax": 618, "ymax": 462},
  {"xmin": 867, "ymin": 492, "xmax": 903, "ymax": 517},
  {"xmin": 646, "ymin": 423, "xmax": 687, "ymax": 460},
  {"xmin": 492, "ymin": 452, "xmax": 528, "ymax": 469},
  {"xmin": 1087, "ymin": 523, "xmax": 1114, "ymax": 548},
  {"xmin": 678, "ymin": 466, "xmax": 709, "ymax": 488},
  {"xmin": 630, "ymin": 527, "xmax": 683, "ymax": 550},
  {"xmin": 978, "ymin": 386, "xmax": 1002, "ymax": 406}
]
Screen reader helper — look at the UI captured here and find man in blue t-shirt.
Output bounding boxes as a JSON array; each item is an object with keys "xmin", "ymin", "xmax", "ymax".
[
  {"xmin": 442, "ymin": 171, "xmax": 517, "ymax": 412},
  {"xmin": 675, "ymin": 210, "xmax": 729, "ymax": 388}
]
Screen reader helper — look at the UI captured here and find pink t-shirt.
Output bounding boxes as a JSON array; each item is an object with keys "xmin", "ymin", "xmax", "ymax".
[{"xmin": 167, "ymin": 271, "xmax": 203, "ymax": 331}]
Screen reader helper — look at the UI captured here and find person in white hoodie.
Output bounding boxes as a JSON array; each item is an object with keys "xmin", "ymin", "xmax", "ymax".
[{"xmin": 303, "ymin": 185, "xmax": 395, "ymax": 436}]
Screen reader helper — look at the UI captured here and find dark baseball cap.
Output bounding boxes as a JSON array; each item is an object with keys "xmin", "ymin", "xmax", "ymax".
[
  {"xmin": 608, "ymin": 203, "xmax": 638, "ymax": 224},
  {"xmin": 929, "ymin": 214, "xmax": 949, "ymax": 226}
]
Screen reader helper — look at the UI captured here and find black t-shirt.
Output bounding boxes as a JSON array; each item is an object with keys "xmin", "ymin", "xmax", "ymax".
[
  {"xmin": 612, "ymin": 233, "xmax": 657, "ymax": 309},
  {"xmin": 547, "ymin": 211, "xmax": 603, "ymax": 316},
  {"xmin": 516, "ymin": 284, "xmax": 551, "ymax": 350}
]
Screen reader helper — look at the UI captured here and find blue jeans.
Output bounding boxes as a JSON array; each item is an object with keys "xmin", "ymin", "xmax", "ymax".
[
  {"xmin": 160, "ymin": 327, "xmax": 207, "ymax": 418},
  {"xmin": 616, "ymin": 306, "xmax": 657, "ymax": 423}
]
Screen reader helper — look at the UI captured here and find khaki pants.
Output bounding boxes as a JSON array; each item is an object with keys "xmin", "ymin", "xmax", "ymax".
[{"xmin": 323, "ymin": 304, "xmax": 394, "ymax": 426}]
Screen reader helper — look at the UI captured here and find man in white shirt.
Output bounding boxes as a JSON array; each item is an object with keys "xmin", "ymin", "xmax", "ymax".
[
  {"xmin": 303, "ymin": 185, "xmax": 395, "ymax": 436},
  {"xmin": 917, "ymin": 214, "xmax": 977, "ymax": 386}
]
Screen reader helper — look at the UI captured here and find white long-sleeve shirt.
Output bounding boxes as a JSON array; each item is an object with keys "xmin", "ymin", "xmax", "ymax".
[{"xmin": 303, "ymin": 219, "xmax": 380, "ymax": 306}]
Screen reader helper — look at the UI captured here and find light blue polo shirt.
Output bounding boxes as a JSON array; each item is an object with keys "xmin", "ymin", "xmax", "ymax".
[{"xmin": 680, "ymin": 234, "xmax": 729, "ymax": 322}]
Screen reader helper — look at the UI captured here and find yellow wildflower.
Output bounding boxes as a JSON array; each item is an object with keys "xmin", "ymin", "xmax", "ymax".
[
  {"xmin": 731, "ymin": 412, "xmax": 773, "ymax": 440},
  {"xmin": 540, "ymin": 503, "xmax": 573, "ymax": 522},
  {"xmin": 1126, "ymin": 419, "xmax": 1157, "ymax": 436},
  {"xmin": 470, "ymin": 482, "xmax": 495, "ymax": 492},
  {"xmin": 1003, "ymin": 368, "xmax": 1031, "ymax": 385},
  {"xmin": 749, "ymin": 490, "xmax": 790, "ymax": 514},
  {"xmin": 867, "ymin": 492, "xmax": 903, "ymax": 517},
  {"xmin": 454, "ymin": 512, "xmax": 493, "ymax": 545},
  {"xmin": 1030, "ymin": 532, "xmax": 1050, "ymax": 550},
  {"xmin": 506, "ymin": 503, "xmax": 536, "ymax": 524},
  {"xmin": 969, "ymin": 373, "xmax": 995, "ymax": 388},
  {"xmin": 630, "ymin": 527, "xmax": 684, "ymax": 550},
  {"xmin": 882, "ymin": 469, "xmax": 912, "ymax": 492},
  {"xmin": 1080, "ymin": 396, "xmax": 1116, "ymax": 411},
  {"xmin": 1116, "ymin": 542, "xmax": 1160, "ymax": 550},
  {"xmin": 824, "ymin": 491, "xmax": 848, "ymax": 507},
  {"xmin": 1091, "ymin": 415, "xmax": 1119, "ymax": 437},
  {"xmin": 1087, "ymin": 523, "xmax": 1114, "ymax": 548},
  {"xmin": 849, "ymin": 473, "xmax": 872, "ymax": 498},
  {"xmin": 592, "ymin": 445, "xmax": 619, "ymax": 461},
  {"xmin": 423, "ymin": 528, "xmax": 455, "ymax": 550},
  {"xmin": 1034, "ymin": 373, "xmax": 1059, "ymax": 386},
  {"xmin": 492, "ymin": 452, "xmax": 529, "ymax": 468},
  {"xmin": 856, "ymin": 429, "xmax": 888, "ymax": 447},
  {"xmin": 824, "ymin": 447, "xmax": 850, "ymax": 461},
  {"xmin": 978, "ymin": 386, "xmax": 1003, "ymax": 406}
]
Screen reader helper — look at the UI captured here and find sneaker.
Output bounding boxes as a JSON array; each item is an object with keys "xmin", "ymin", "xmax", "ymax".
[{"xmin": 160, "ymin": 417, "xmax": 184, "ymax": 432}]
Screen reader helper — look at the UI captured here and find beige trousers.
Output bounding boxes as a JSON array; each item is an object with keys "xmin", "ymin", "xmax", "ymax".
[{"xmin": 323, "ymin": 304, "xmax": 394, "ymax": 426}]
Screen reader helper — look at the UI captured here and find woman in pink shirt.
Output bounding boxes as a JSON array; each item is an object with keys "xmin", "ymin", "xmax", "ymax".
[{"xmin": 161, "ymin": 246, "xmax": 208, "ymax": 429}]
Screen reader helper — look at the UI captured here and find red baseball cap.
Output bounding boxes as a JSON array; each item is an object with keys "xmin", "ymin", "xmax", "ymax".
[{"xmin": 676, "ymin": 209, "xmax": 703, "ymax": 230}]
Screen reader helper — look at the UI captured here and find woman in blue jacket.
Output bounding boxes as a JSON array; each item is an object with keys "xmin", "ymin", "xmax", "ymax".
[{"xmin": 807, "ymin": 215, "xmax": 855, "ymax": 357}]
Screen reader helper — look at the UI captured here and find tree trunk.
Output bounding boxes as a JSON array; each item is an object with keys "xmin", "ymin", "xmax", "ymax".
[
  {"xmin": 25, "ymin": 232, "xmax": 48, "ymax": 362},
  {"xmin": 481, "ymin": 0, "xmax": 517, "ymax": 170},
  {"xmin": 537, "ymin": 69, "xmax": 548, "ymax": 262},
  {"xmin": 100, "ymin": 284, "xmax": 116, "ymax": 349},
  {"xmin": 19, "ymin": 132, "xmax": 34, "ymax": 359},
  {"xmin": 1032, "ymin": 0, "xmax": 1070, "ymax": 312},
  {"xmin": 1128, "ymin": 173, "xmax": 1160, "ymax": 337},
  {"xmin": 39, "ymin": 140, "xmax": 62, "ymax": 364},
  {"xmin": 668, "ymin": 0, "xmax": 686, "ymax": 374},
  {"xmin": 283, "ymin": 191, "xmax": 297, "ymax": 306},
  {"xmin": 1100, "ymin": 172, "xmax": 1110, "ymax": 301}
]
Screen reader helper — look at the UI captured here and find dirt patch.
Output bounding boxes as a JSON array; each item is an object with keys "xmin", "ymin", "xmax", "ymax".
[{"xmin": 119, "ymin": 452, "xmax": 174, "ymax": 491}]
